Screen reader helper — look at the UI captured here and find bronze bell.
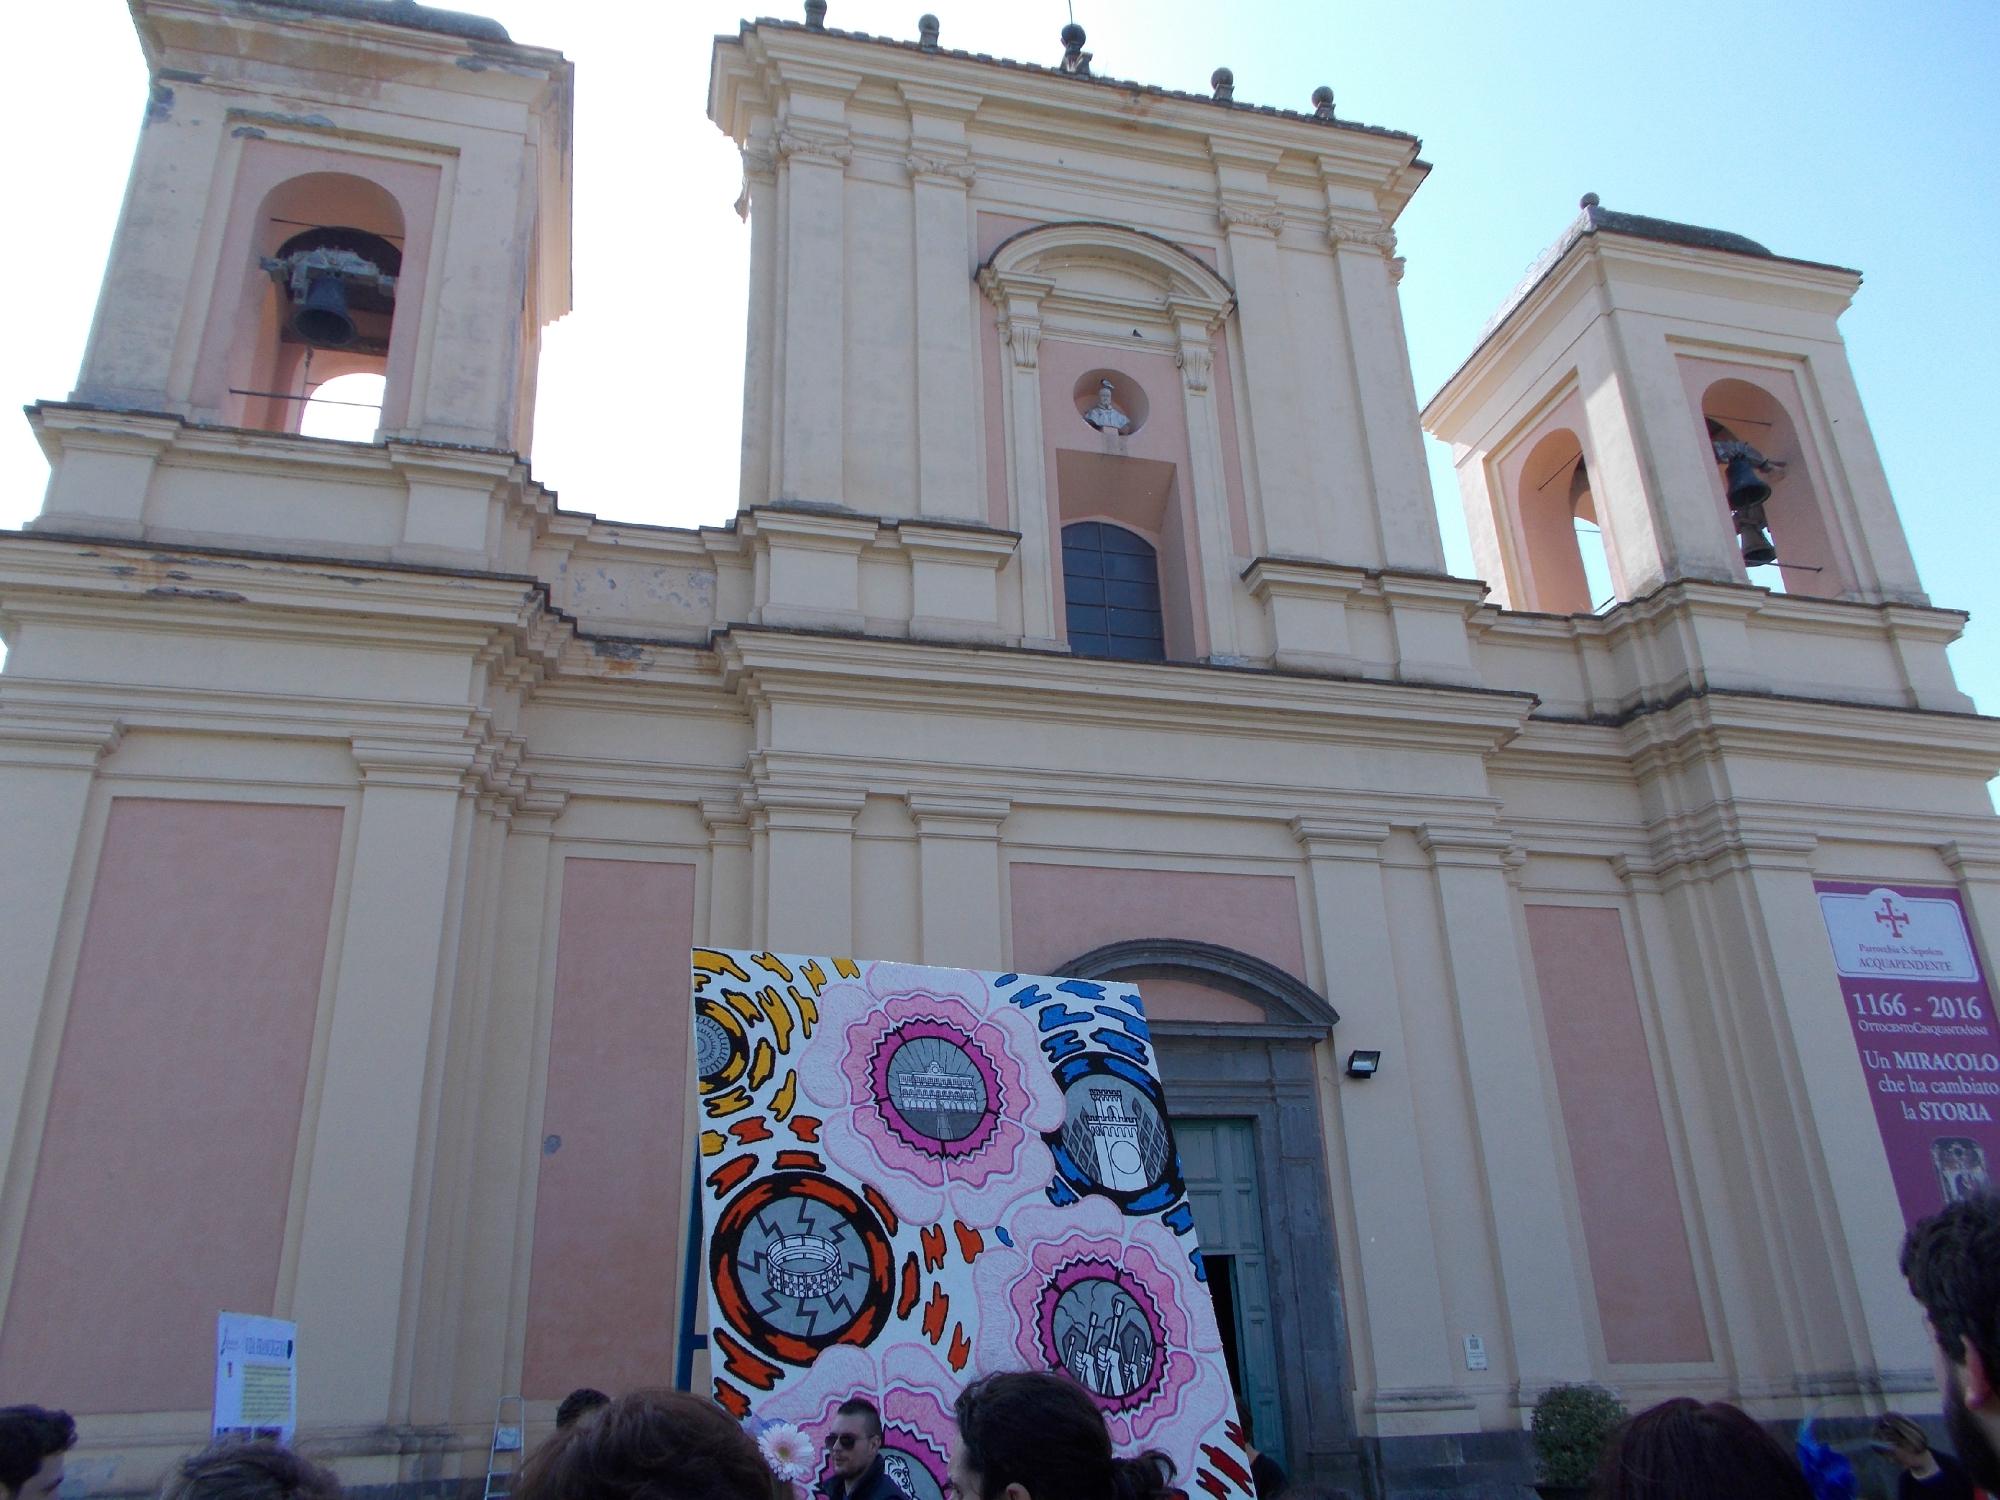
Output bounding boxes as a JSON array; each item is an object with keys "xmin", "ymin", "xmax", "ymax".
[
  {"xmin": 292, "ymin": 274, "xmax": 357, "ymax": 349},
  {"xmin": 1738, "ymin": 520, "xmax": 1777, "ymax": 567},
  {"xmin": 1723, "ymin": 452, "xmax": 1771, "ymax": 512}
]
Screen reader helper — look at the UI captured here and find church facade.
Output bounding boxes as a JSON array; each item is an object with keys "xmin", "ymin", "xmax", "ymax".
[{"xmin": 2, "ymin": 3, "xmax": 1997, "ymax": 1496}]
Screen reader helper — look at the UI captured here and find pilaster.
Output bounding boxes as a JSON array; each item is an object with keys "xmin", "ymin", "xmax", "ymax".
[
  {"xmin": 901, "ymin": 84, "xmax": 982, "ymax": 523},
  {"xmin": 1416, "ymin": 821, "xmax": 1593, "ymax": 1391},
  {"xmin": 1324, "ymin": 210, "xmax": 1445, "ymax": 572},
  {"xmin": 1293, "ymin": 818, "xmax": 1462, "ymax": 1428},
  {"xmin": 740, "ymin": 506, "xmax": 879, "ymax": 633},
  {"xmin": 1172, "ymin": 305, "xmax": 1243, "ymax": 661},
  {"xmin": 748, "ymin": 783, "xmax": 865, "ymax": 954},
  {"xmin": 899, "ymin": 523, "xmax": 1018, "ymax": 644},
  {"xmin": 1378, "ymin": 573, "xmax": 1487, "ymax": 688},
  {"xmin": 1243, "ymin": 559, "xmax": 1370, "ymax": 675},
  {"xmin": 908, "ymin": 794, "xmax": 1009, "ymax": 968},
  {"xmin": 290, "ymin": 738, "xmax": 476, "ymax": 1424},
  {"xmin": 737, "ymin": 134, "xmax": 780, "ymax": 508},
  {"xmin": 1212, "ymin": 145, "xmax": 1317, "ymax": 560},
  {"xmin": 0, "ymin": 713, "xmax": 123, "ymax": 1302},
  {"xmin": 703, "ymin": 796, "xmax": 755, "ymax": 950},
  {"xmin": 776, "ymin": 118, "xmax": 853, "ymax": 505},
  {"xmin": 977, "ymin": 267, "xmax": 1059, "ymax": 646},
  {"xmin": 27, "ymin": 408, "xmax": 178, "ymax": 540}
]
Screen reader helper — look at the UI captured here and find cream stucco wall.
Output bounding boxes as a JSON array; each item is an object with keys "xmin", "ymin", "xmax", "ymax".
[{"xmin": 4, "ymin": 4, "xmax": 2000, "ymax": 1498}]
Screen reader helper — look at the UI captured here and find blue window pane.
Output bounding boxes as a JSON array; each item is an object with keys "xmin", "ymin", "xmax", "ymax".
[
  {"xmin": 1106, "ymin": 634, "xmax": 1167, "ymax": 661},
  {"xmin": 1109, "ymin": 607, "xmax": 1164, "ymax": 639},
  {"xmin": 1103, "ymin": 578, "xmax": 1158, "ymax": 609},
  {"xmin": 1067, "ymin": 603, "xmax": 1109, "ymax": 637},
  {"xmin": 1101, "ymin": 526, "xmax": 1153, "ymax": 555},
  {"xmin": 1101, "ymin": 552, "xmax": 1155, "ymax": 582},
  {"xmin": 1061, "ymin": 521, "xmax": 1163, "ymax": 661}
]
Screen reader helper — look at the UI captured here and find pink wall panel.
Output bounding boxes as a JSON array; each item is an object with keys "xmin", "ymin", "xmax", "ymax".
[
  {"xmin": 1526, "ymin": 904, "xmax": 1711, "ymax": 1364},
  {"xmin": 522, "ymin": 859, "xmax": 696, "ymax": 1398},
  {"xmin": 0, "ymin": 798, "xmax": 343, "ymax": 1412},
  {"xmin": 1008, "ymin": 863, "xmax": 1307, "ymax": 981}
]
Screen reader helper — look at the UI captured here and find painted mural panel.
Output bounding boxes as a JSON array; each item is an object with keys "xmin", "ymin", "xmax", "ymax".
[
  {"xmin": 1816, "ymin": 881, "xmax": 2000, "ymax": 1226},
  {"xmin": 690, "ymin": 950, "xmax": 1254, "ymax": 1500}
]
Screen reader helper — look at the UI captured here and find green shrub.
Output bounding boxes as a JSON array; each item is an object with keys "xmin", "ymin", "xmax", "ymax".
[{"xmin": 1531, "ymin": 1383, "xmax": 1628, "ymax": 1486}]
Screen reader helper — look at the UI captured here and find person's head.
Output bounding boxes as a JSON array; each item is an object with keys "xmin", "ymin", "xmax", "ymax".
[
  {"xmin": 952, "ymin": 1372, "xmax": 1107, "ymax": 1500},
  {"xmin": 513, "ymin": 1391, "xmax": 770, "ymax": 1500},
  {"xmin": 156, "ymin": 1440, "xmax": 341, "ymax": 1500},
  {"xmin": 1591, "ymin": 1398, "xmax": 1810, "ymax": 1500},
  {"xmin": 949, "ymin": 1372, "xmax": 1172, "ymax": 1500},
  {"xmin": 1871, "ymin": 1413, "xmax": 1932, "ymax": 1472},
  {"xmin": 0, "ymin": 1408, "xmax": 76, "ymax": 1500},
  {"xmin": 554, "ymin": 1390, "xmax": 610, "ymax": 1431},
  {"xmin": 826, "ymin": 1398, "xmax": 881, "ymax": 1483},
  {"xmin": 1902, "ymin": 1194, "xmax": 2000, "ymax": 1489}
]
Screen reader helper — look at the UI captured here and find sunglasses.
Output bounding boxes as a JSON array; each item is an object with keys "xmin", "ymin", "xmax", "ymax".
[{"xmin": 824, "ymin": 1434, "xmax": 861, "ymax": 1450}]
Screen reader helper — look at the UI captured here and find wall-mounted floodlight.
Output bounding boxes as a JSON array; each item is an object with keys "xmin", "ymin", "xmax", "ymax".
[{"xmin": 1345, "ymin": 1049, "xmax": 1382, "ymax": 1080}]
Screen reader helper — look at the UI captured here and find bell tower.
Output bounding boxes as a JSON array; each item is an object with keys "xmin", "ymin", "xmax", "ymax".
[
  {"xmin": 49, "ymin": 0, "xmax": 569, "ymax": 488},
  {"xmin": 1423, "ymin": 196, "xmax": 1928, "ymax": 613}
]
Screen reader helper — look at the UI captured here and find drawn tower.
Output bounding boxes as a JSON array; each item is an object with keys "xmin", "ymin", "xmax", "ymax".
[{"xmin": 1085, "ymin": 1088, "xmax": 1147, "ymax": 1190}]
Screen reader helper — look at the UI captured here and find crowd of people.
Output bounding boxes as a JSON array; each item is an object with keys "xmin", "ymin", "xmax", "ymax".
[{"xmin": 5, "ymin": 1194, "xmax": 2000, "ymax": 1500}]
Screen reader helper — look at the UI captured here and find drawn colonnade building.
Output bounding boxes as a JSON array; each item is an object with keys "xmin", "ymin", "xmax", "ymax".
[{"xmin": 0, "ymin": 1, "xmax": 1996, "ymax": 1496}]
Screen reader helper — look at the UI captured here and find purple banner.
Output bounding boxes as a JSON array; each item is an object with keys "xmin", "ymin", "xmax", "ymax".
[{"xmin": 1817, "ymin": 880, "xmax": 2000, "ymax": 1226}]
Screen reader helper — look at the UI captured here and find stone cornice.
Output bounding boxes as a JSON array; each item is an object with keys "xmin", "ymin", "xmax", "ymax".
[{"xmin": 715, "ymin": 626, "xmax": 1535, "ymax": 755}]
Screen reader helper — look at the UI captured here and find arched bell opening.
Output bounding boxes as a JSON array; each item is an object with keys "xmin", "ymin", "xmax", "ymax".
[
  {"xmin": 227, "ymin": 172, "xmax": 406, "ymax": 437},
  {"xmin": 1700, "ymin": 377, "xmax": 1846, "ymax": 597},
  {"xmin": 1511, "ymin": 427, "xmax": 1619, "ymax": 613}
]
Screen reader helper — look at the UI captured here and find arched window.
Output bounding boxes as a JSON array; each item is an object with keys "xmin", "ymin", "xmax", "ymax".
[{"xmin": 1062, "ymin": 522, "xmax": 1165, "ymax": 660}]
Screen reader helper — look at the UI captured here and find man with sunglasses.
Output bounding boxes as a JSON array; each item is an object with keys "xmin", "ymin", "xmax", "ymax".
[{"xmin": 819, "ymin": 1398, "xmax": 903, "ymax": 1500}]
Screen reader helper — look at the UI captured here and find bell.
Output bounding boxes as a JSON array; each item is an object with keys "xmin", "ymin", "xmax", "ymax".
[
  {"xmin": 292, "ymin": 273, "xmax": 356, "ymax": 349},
  {"xmin": 1739, "ymin": 524, "xmax": 1778, "ymax": 568},
  {"xmin": 1723, "ymin": 452, "xmax": 1771, "ymax": 512}
]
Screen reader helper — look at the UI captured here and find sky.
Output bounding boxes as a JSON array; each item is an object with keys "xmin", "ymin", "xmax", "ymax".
[{"xmin": 3, "ymin": 1, "xmax": 1997, "ymax": 738}]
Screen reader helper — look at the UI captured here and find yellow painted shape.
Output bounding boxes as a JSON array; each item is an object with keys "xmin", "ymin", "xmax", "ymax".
[{"xmin": 693, "ymin": 949, "xmax": 752, "ymax": 983}]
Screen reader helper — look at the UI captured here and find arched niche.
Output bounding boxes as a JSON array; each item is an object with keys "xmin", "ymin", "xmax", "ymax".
[
  {"xmin": 1059, "ymin": 938, "xmax": 1360, "ymax": 1487},
  {"xmin": 190, "ymin": 141, "xmax": 438, "ymax": 439},
  {"xmin": 978, "ymin": 222, "xmax": 1240, "ymax": 660},
  {"xmin": 1509, "ymin": 426, "xmax": 1616, "ymax": 614},
  {"xmin": 228, "ymin": 172, "xmax": 405, "ymax": 436},
  {"xmin": 1699, "ymin": 375, "xmax": 1849, "ymax": 597}
]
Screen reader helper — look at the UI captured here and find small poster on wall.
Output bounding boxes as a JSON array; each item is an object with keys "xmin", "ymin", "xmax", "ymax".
[
  {"xmin": 212, "ymin": 1312, "xmax": 297, "ymax": 1442},
  {"xmin": 1816, "ymin": 882, "xmax": 2000, "ymax": 1225},
  {"xmin": 690, "ymin": 950, "xmax": 1254, "ymax": 1500}
]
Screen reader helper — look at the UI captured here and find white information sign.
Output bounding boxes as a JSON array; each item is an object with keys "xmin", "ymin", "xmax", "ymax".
[
  {"xmin": 213, "ymin": 1313, "xmax": 297, "ymax": 1442},
  {"xmin": 1817, "ymin": 886, "xmax": 1979, "ymax": 981}
]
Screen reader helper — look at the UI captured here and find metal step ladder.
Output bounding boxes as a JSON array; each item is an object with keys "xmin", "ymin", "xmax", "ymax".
[{"xmin": 482, "ymin": 1395, "xmax": 525, "ymax": 1500}]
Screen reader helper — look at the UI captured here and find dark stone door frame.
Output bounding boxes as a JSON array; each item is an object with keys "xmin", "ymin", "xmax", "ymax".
[{"xmin": 1060, "ymin": 940, "xmax": 1364, "ymax": 1492}]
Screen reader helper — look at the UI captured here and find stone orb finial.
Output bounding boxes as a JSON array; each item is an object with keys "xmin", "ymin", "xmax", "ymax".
[
  {"xmin": 918, "ymin": 13, "xmax": 939, "ymax": 48},
  {"xmin": 1311, "ymin": 84, "xmax": 1335, "ymax": 119},
  {"xmin": 1211, "ymin": 67, "xmax": 1235, "ymax": 101},
  {"xmin": 1580, "ymin": 192, "xmax": 1601, "ymax": 209},
  {"xmin": 804, "ymin": 0, "xmax": 827, "ymax": 28}
]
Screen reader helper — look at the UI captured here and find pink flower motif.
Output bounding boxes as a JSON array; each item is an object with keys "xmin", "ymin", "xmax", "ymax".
[
  {"xmin": 801, "ymin": 962, "xmax": 1065, "ymax": 1225},
  {"xmin": 753, "ymin": 1342, "xmax": 960, "ymax": 1500},
  {"xmin": 970, "ymin": 1195, "xmax": 1233, "ymax": 1452}
]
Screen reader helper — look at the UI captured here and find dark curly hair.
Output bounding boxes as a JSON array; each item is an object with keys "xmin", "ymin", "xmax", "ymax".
[
  {"xmin": 0, "ymin": 1409, "xmax": 75, "ymax": 1497},
  {"xmin": 515, "ymin": 1390, "xmax": 771, "ymax": 1500},
  {"xmin": 951, "ymin": 1371, "xmax": 1172, "ymax": 1500},
  {"xmin": 1901, "ymin": 1194, "xmax": 2000, "ymax": 1374},
  {"xmin": 1592, "ymin": 1398, "xmax": 1810, "ymax": 1500}
]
